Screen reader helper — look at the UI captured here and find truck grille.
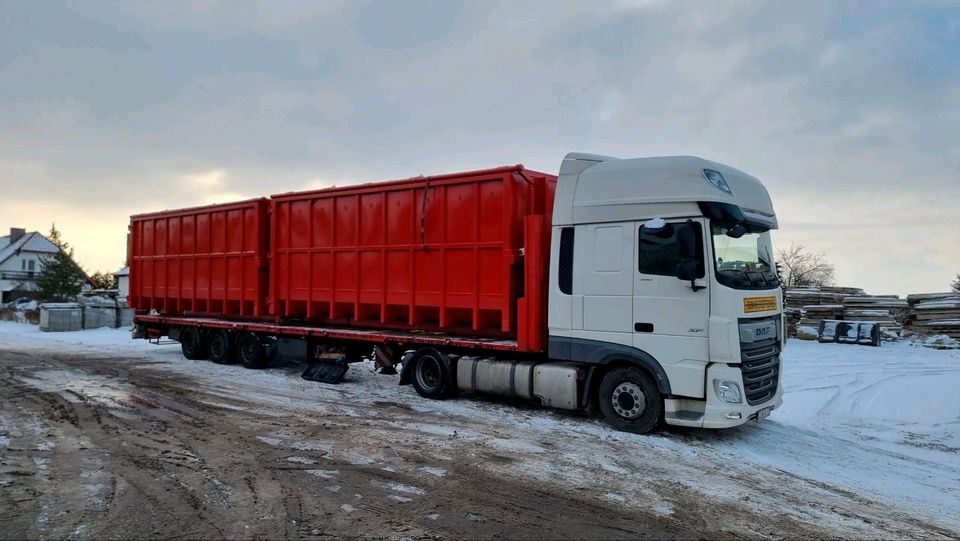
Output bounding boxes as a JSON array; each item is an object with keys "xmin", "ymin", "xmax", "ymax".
[{"xmin": 739, "ymin": 340, "xmax": 780, "ymax": 405}]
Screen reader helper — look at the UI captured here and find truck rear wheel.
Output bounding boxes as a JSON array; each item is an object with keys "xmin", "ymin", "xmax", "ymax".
[
  {"xmin": 410, "ymin": 347, "xmax": 454, "ymax": 399},
  {"xmin": 237, "ymin": 332, "xmax": 266, "ymax": 369},
  {"xmin": 208, "ymin": 329, "xmax": 235, "ymax": 365},
  {"xmin": 598, "ymin": 367, "xmax": 661, "ymax": 434},
  {"xmin": 180, "ymin": 327, "xmax": 207, "ymax": 360}
]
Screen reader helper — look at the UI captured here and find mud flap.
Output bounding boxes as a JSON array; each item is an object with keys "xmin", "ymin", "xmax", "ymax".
[{"xmin": 302, "ymin": 359, "xmax": 349, "ymax": 384}]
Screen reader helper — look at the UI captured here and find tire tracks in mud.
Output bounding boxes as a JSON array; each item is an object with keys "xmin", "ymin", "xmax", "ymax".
[{"xmin": 1, "ymin": 348, "xmax": 957, "ymax": 540}]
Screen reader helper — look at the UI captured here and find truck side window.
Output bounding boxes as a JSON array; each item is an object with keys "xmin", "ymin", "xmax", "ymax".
[
  {"xmin": 559, "ymin": 227, "xmax": 574, "ymax": 294},
  {"xmin": 638, "ymin": 223, "xmax": 704, "ymax": 278}
]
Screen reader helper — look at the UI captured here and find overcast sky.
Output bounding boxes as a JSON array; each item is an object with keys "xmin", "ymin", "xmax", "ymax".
[{"xmin": 1, "ymin": 0, "xmax": 957, "ymax": 295}]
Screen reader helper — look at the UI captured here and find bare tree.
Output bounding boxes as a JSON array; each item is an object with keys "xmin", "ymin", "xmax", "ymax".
[
  {"xmin": 776, "ymin": 242, "xmax": 836, "ymax": 287},
  {"xmin": 951, "ymin": 274, "xmax": 960, "ymax": 293}
]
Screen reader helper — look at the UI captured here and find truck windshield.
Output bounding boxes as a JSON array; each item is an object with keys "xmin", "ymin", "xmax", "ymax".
[{"xmin": 711, "ymin": 224, "xmax": 779, "ymax": 289}]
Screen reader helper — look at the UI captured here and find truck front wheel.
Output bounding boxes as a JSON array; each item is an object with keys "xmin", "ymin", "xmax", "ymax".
[
  {"xmin": 180, "ymin": 327, "xmax": 207, "ymax": 360},
  {"xmin": 598, "ymin": 367, "xmax": 661, "ymax": 434}
]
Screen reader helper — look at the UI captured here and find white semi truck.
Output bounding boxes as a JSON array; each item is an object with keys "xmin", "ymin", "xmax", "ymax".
[
  {"xmin": 544, "ymin": 153, "xmax": 783, "ymax": 432},
  {"xmin": 134, "ymin": 152, "xmax": 784, "ymax": 433}
]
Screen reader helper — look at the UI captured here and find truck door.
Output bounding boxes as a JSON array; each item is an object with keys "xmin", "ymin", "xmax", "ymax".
[
  {"xmin": 632, "ymin": 218, "xmax": 710, "ymax": 397},
  {"xmin": 571, "ymin": 222, "xmax": 635, "ymax": 347}
]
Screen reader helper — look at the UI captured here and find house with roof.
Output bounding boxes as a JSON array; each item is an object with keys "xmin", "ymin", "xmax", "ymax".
[
  {"xmin": 114, "ymin": 266, "xmax": 130, "ymax": 301},
  {"xmin": 0, "ymin": 227, "xmax": 65, "ymax": 302}
]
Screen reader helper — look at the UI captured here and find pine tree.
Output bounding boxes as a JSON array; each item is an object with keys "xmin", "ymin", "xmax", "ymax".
[
  {"xmin": 952, "ymin": 274, "xmax": 960, "ymax": 293},
  {"xmin": 35, "ymin": 225, "xmax": 87, "ymax": 302}
]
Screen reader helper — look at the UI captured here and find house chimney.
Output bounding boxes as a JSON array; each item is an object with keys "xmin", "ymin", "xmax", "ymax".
[{"xmin": 9, "ymin": 228, "xmax": 25, "ymax": 242}]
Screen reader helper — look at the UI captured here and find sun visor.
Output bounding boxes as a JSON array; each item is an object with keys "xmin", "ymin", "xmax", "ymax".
[{"xmin": 698, "ymin": 201, "xmax": 777, "ymax": 230}]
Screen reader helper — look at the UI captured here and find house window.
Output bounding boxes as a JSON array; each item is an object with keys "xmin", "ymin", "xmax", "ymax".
[{"xmin": 28, "ymin": 260, "xmax": 35, "ymax": 271}]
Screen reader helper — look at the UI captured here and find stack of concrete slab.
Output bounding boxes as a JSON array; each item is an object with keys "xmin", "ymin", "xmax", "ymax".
[
  {"xmin": 820, "ymin": 286, "xmax": 867, "ymax": 296},
  {"xmin": 842, "ymin": 294, "xmax": 909, "ymax": 338},
  {"xmin": 78, "ymin": 294, "xmax": 119, "ymax": 329},
  {"xmin": 784, "ymin": 307, "xmax": 803, "ymax": 337},
  {"xmin": 785, "ymin": 287, "xmax": 862, "ymax": 338},
  {"xmin": 39, "ymin": 303, "xmax": 82, "ymax": 332},
  {"xmin": 116, "ymin": 300, "xmax": 134, "ymax": 328},
  {"xmin": 798, "ymin": 304, "xmax": 844, "ymax": 338},
  {"xmin": 905, "ymin": 293, "xmax": 960, "ymax": 339},
  {"xmin": 784, "ymin": 287, "xmax": 821, "ymax": 311}
]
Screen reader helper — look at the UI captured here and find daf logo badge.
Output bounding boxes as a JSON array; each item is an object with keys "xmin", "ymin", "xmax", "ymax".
[{"xmin": 756, "ymin": 327, "xmax": 770, "ymax": 336}]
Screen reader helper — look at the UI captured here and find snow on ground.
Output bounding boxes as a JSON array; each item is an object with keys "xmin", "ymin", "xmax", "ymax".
[{"xmin": 1, "ymin": 321, "xmax": 959, "ymax": 530}]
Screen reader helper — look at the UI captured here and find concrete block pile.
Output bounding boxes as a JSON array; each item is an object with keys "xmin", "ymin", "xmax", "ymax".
[
  {"xmin": 798, "ymin": 305, "xmax": 844, "ymax": 337},
  {"xmin": 40, "ymin": 303, "xmax": 83, "ymax": 332},
  {"xmin": 29, "ymin": 293, "xmax": 135, "ymax": 332},
  {"xmin": 841, "ymin": 294, "xmax": 908, "ymax": 337},
  {"xmin": 905, "ymin": 293, "xmax": 960, "ymax": 339},
  {"xmin": 785, "ymin": 287, "xmax": 960, "ymax": 347},
  {"xmin": 785, "ymin": 286, "xmax": 864, "ymax": 340},
  {"xmin": 77, "ymin": 294, "xmax": 120, "ymax": 330}
]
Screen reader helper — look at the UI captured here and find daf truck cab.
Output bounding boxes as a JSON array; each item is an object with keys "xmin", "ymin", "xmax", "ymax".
[{"xmin": 545, "ymin": 153, "xmax": 784, "ymax": 432}]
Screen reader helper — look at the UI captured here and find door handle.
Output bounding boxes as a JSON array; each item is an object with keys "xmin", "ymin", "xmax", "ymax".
[{"xmin": 635, "ymin": 322, "xmax": 654, "ymax": 333}]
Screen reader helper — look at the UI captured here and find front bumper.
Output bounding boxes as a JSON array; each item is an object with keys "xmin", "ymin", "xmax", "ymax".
[{"xmin": 663, "ymin": 362, "xmax": 783, "ymax": 429}]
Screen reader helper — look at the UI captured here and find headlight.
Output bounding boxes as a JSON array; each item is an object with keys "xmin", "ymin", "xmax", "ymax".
[{"xmin": 713, "ymin": 379, "xmax": 742, "ymax": 404}]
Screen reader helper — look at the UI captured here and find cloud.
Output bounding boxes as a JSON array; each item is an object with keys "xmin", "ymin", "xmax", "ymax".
[
  {"xmin": 181, "ymin": 169, "xmax": 226, "ymax": 189},
  {"xmin": 0, "ymin": 0, "xmax": 957, "ymax": 292}
]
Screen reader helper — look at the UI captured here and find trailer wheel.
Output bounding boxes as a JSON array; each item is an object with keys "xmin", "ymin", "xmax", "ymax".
[
  {"xmin": 598, "ymin": 367, "xmax": 661, "ymax": 434},
  {"xmin": 208, "ymin": 329, "xmax": 235, "ymax": 365},
  {"xmin": 237, "ymin": 332, "xmax": 266, "ymax": 369},
  {"xmin": 410, "ymin": 347, "xmax": 454, "ymax": 399},
  {"xmin": 180, "ymin": 327, "xmax": 207, "ymax": 360}
]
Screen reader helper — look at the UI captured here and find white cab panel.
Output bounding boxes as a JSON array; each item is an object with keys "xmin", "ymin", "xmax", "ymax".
[
  {"xmin": 575, "ymin": 223, "xmax": 634, "ymax": 336},
  {"xmin": 547, "ymin": 226, "xmax": 572, "ymax": 338}
]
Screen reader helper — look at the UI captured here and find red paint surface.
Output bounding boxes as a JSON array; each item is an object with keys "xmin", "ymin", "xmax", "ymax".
[
  {"xmin": 130, "ymin": 166, "xmax": 556, "ymax": 352},
  {"xmin": 129, "ymin": 199, "xmax": 269, "ymax": 317}
]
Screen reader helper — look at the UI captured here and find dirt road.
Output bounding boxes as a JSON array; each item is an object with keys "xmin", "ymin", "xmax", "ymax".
[{"xmin": 0, "ymin": 344, "xmax": 956, "ymax": 539}]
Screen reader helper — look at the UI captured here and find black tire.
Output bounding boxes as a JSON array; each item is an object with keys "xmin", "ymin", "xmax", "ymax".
[
  {"xmin": 410, "ymin": 347, "xmax": 454, "ymax": 399},
  {"xmin": 208, "ymin": 329, "xmax": 235, "ymax": 365},
  {"xmin": 180, "ymin": 327, "xmax": 207, "ymax": 360},
  {"xmin": 237, "ymin": 332, "xmax": 266, "ymax": 369},
  {"xmin": 598, "ymin": 367, "xmax": 662, "ymax": 434}
]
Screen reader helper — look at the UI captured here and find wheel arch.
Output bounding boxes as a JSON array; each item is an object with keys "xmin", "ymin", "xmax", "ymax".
[{"xmin": 549, "ymin": 336, "xmax": 672, "ymax": 398}]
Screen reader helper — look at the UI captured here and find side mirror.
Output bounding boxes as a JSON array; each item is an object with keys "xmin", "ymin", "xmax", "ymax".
[
  {"xmin": 676, "ymin": 261, "xmax": 698, "ymax": 281},
  {"xmin": 677, "ymin": 224, "xmax": 697, "ymax": 258},
  {"xmin": 676, "ymin": 260, "xmax": 706, "ymax": 292},
  {"xmin": 726, "ymin": 224, "xmax": 747, "ymax": 239}
]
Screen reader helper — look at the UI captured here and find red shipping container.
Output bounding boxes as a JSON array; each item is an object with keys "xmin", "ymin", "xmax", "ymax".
[
  {"xmin": 270, "ymin": 166, "xmax": 556, "ymax": 350},
  {"xmin": 129, "ymin": 198, "xmax": 269, "ymax": 317}
]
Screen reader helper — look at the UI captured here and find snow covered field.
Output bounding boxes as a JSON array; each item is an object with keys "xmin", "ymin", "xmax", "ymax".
[{"xmin": 1, "ymin": 321, "xmax": 958, "ymax": 537}]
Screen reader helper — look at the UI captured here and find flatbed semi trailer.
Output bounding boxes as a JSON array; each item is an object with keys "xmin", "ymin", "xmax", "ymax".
[{"xmin": 132, "ymin": 153, "xmax": 786, "ymax": 433}]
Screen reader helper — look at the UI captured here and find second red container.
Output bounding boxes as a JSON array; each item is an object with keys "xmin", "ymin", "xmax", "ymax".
[{"xmin": 269, "ymin": 166, "xmax": 556, "ymax": 345}]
